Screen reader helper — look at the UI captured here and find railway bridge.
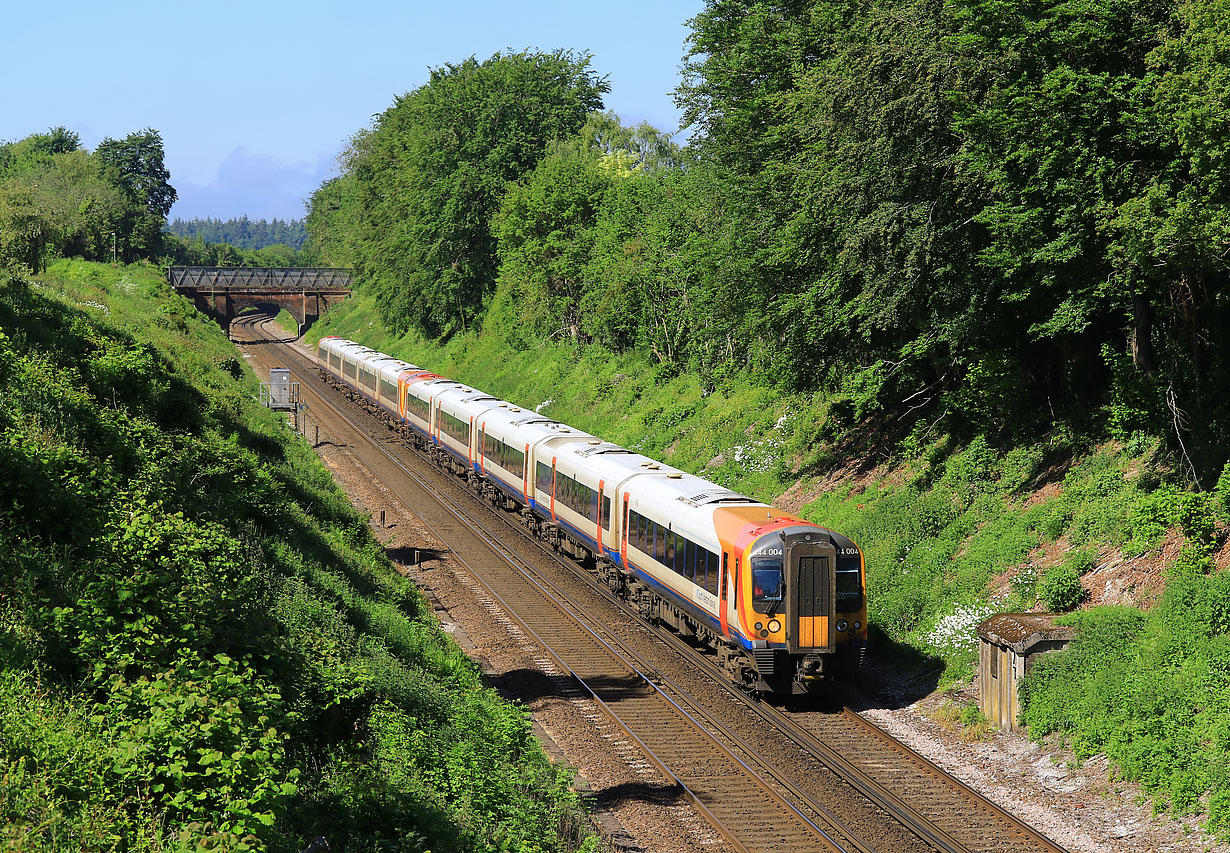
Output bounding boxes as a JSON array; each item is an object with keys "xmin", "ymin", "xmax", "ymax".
[{"xmin": 167, "ymin": 266, "xmax": 352, "ymax": 337}]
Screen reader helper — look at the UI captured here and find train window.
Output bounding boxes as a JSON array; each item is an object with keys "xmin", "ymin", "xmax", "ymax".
[
  {"xmin": 343, "ymin": 360, "xmax": 356, "ymax": 379},
  {"xmin": 683, "ymin": 538, "xmax": 695, "ymax": 581},
  {"xmin": 601, "ymin": 495, "xmax": 610, "ymax": 530},
  {"xmin": 537, "ymin": 462, "xmax": 552, "ymax": 496},
  {"xmin": 665, "ymin": 533, "xmax": 675, "ymax": 572},
  {"xmin": 720, "ymin": 553, "xmax": 728, "ymax": 600},
  {"xmin": 380, "ymin": 378, "xmax": 397, "ymax": 400},
  {"xmin": 705, "ymin": 550, "xmax": 719, "ymax": 595},
  {"xmin": 638, "ymin": 513, "xmax": 647, "ymax": 551},
  {"xmin": 656, "ymin": 524, "xmax": 667, "ymax": 564},
  {"xmin": 589, "ymin": 488, "xmax": 599, "ymax": 522},
  {"xmin": 836, "ymin": 562, "xmax": 864, "ymax": 611},
  {"xmin": 406, "ymin": 394, "xmax": 430, "ymax": 424},
  {"xmin": 751, "ymin": 557, "xmax": 784, "ymax": 613},
  {"xmin": 439, "ymin": 410, "xmax": 469, "ymax": 445}
]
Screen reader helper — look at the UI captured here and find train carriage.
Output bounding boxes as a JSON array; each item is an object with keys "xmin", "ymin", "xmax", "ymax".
[
  {"xmin": 318, "ymin": 337, "xmax": 379, "ymax": 393},
  {"xmin": 314, "ymin": 337, "xmax": 867, "ymax": 694},
  {"xmin": 429, "ymin": 384, "xmax": 501, "ymax": 474},
  {"xmin": 399, "ymin": 376, "xmax": 454, "ymax": 442},
  {"xmin": 473, "ymin": 404, "xmax": 554, "ymax": 509},
  {"xmin": 371, "ymin": 355, "xmax": 420, "ymax": 417},
  {"xmin": 542, "ymin": 437, "xmax": 623, "ymax": 564}
]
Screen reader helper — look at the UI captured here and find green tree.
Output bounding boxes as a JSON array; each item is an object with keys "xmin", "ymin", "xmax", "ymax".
[
  {"xmin": 96, "ymin": 128, "xmax": 177, "ymax": 261},
  {"xmin": 0, "ymin": 182, "xmax": 50, "ymax": 272},
  {"xmin": 490, "ymin": 113, "xmax": 681, "ymax": 346},
  {"xmin": 96, "ymin": 128, "xmax": 177, "ymax": 219},
  {"xmin": 334, "ymin": 50, "xmax": 608, "ymax": 336}
]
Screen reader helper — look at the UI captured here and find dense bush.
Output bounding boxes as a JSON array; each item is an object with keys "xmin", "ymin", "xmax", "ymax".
[{"xmin": 0, "ymin": 261, "xmax": 595, "ymax": 851}]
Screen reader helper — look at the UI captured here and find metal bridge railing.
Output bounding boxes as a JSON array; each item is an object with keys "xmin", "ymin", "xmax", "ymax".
[{"xmin": 166, "ymin": 267, "xmax": 353, "ymax": 290}]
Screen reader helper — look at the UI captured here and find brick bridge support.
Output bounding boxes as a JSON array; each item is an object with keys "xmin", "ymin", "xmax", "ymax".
[{"xmin": 185, "ymin": 287, "xmax": 352, "ymax": 337}]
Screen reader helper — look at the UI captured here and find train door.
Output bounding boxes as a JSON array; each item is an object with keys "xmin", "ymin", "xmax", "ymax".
[
  {"xmin": 620, "ymin": 494, "xmax": 629, "ymax": 567},
  {"xmin": 785, "ymin": 537, "xmax": 838, "ymax": 653},
  {"xmin": 719, "ymin": 551, "xmax": 731, "ymax": 638}
]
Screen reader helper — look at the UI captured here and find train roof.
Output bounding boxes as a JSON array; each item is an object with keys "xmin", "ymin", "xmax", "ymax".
[
  {"xmin": 481, "ymin": 408, "xmax": 595, "ymax": 447},
  {"xmin": 432, "ymin": 382, "xmax": 501, "ymax": 414}
]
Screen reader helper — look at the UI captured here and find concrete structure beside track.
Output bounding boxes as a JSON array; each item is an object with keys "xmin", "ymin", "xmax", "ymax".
[
  {"xmin": 167, "ymin": 266, "xmax": 352, "ymax": 337},
  {"xmin": 977, "ymin": 613, "xmax": 1073, "ymax": 730}
]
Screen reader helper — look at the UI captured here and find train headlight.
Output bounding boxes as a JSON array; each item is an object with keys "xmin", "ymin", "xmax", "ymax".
[
  {"xmin": 754, "ymin": 622, "xmax": 763, "ymax": 631},
  {"xmin": 768, "ymin": 619, "xmax": 781, "ymax": 633},
  {"xmin": 853, "ymin": 621, "xmax": 861, "ymax": 631},
  {"xmin": 836, "ymin": 619, "xmax": 849, "ymax": 633}
]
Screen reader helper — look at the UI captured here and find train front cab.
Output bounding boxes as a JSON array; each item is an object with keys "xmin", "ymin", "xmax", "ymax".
[
  {"xmin": 766, "ymin": 526, "xmax": 866, "ymax": 693},
  {"xmin": 717, "ymin": 508, "xmax": 867, "ymax": 694}
]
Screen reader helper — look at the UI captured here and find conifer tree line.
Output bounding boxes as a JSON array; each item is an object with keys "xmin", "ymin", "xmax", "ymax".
[
  {"xmin": 306, "ymin": 5, "xmax": 1230, "ymax": 484},
  {"xmin": 167, "ymin": 216, "xmax": 308, "ymax": 252}
]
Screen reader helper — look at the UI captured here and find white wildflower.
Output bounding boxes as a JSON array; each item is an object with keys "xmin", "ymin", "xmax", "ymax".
[{"xmin": 926, "ymin": 602, "xmax": 995, "ymax": 656}]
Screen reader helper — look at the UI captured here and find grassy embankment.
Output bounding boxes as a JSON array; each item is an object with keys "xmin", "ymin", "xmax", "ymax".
[
  {"xmin": 311, "ymin": 291, "xmax": 1230, "ymax": 835},
  {"xmin": 0, "ymin": 259, "xmax": 598, "ymax": 852}
]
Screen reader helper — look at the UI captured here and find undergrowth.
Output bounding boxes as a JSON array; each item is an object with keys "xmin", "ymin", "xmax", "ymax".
[{"xmin": 0, "ymin": 260, "xmax": 597, "ymax": 852}]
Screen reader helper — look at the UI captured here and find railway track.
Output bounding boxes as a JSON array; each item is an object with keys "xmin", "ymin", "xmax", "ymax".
[
  {"xmin": 235, "ymin": 315, "xmax": 854, "ymax": 852},
  {"xmin": 235, "ymin": 314, "xmax": 1066, "ymax": 853}
]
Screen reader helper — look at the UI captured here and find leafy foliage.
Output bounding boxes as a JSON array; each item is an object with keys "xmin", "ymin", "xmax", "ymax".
[
  {"xmin": 323, "ymin": 50, "xmax": 608, "ymax": 337},
  {"xmin": 0, "ymin": 127, "xmax": 176, "ymax": 270},
  {"xmin": 0, "ymin": 261, "xmax": 594, "ymax": 851}
]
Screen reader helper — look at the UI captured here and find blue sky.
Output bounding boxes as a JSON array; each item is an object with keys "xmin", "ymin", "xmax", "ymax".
[{"xmin": 2, "ymin": 0, "xmax": 705, "ymax": 222}]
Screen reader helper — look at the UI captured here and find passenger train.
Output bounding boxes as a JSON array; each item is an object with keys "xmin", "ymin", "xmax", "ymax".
[{"xmin": 316, "ymin": 336, "xmax": 867, "ymax": 694}]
